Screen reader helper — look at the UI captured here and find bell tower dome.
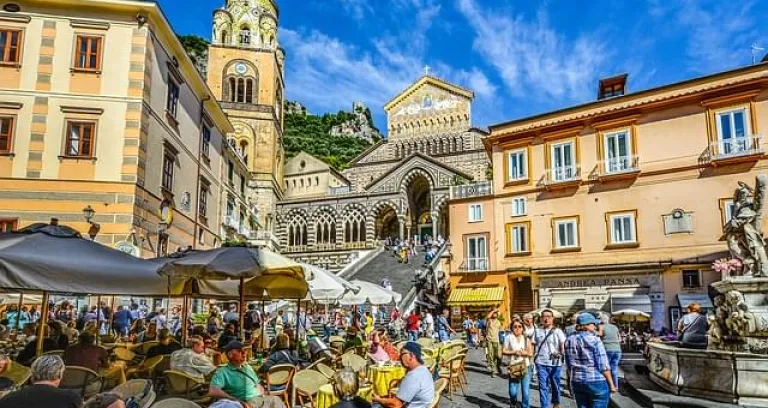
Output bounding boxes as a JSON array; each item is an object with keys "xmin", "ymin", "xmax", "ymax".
[{"xmin": 206, "ymin": 0, "xmax": 285, "ymax": 248}]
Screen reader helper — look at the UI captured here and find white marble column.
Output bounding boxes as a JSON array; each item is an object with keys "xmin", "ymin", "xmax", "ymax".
[{"xmin": 650, "ymin": 292, "xmax": 666, "ymax": 333}]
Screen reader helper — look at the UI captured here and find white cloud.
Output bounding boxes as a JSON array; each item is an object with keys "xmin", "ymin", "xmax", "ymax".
[
  {"xmin": 337, "ymin": 0, "xmax": 373, "ymax": 21},
  {"xmin": 456, "ymin": 0, "xmax": 609, "ymax": 103}
]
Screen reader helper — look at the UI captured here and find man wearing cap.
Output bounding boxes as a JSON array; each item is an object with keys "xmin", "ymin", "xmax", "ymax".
[
  {"xmin": 564, "ymin": 314, "xmax": 617, "ymax": 408},
  {"xmin": 372, "ymin": 342, "xmax": 434, "ymax": 408},
  {"xmin": 208, "ymin": 341, "xmax": 286, "ymax": 408},
  {"xmin": 532, "ymin": 309, "xmax": 566, "ymax": 408},
  {"xmin": 485, "ymin": 308, "xmax": 503, "ymax": 378}
]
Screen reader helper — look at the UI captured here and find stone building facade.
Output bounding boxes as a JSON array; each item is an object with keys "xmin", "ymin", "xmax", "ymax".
[{"xmin": 275, "ymin": 75, "xmax": 491, "ymax": 271}]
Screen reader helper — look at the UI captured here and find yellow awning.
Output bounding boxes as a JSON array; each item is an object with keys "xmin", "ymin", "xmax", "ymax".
[{"xmin": 447, "ymin": 286, "xmax": 504, "ymax": 306}]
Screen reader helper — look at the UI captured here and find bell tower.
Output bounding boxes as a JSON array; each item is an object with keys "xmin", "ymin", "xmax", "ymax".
[{"xmin": 207, "ymin": 0, "xmax": 285, "ymax": 245}]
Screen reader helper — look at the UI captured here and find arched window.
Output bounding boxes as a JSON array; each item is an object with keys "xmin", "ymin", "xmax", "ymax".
[
  {"xmin": 344, "ymin": 210, "xmax": 366, "ymax": 243},
  {"xmin": 315, "ymin": 212, "xmax": 336, "ymax": 245},
  {"xmin": 239, "ymin": 26, "xmax": 251, "ymax": 45},
  {"xmin": 245, "ymin": 79, "xmax": 254, "ymax": 103},
  {"xmin": 226, "ymin": 76, "xmax": 255, "ymax": 104},
  {"xmin": 228, "ymin": 77, "xmax": 236, "ymax": 102},
  {"xmin": 287, "ymin": 215, "xmax": 307, "ymax": 247},
  {"xmin": 315, "ymin": 177, "xmax": 319, "ymax": 185},
  {"xmin": 239, "ymin": 140, "xmax": 249, "ymax": 164}
]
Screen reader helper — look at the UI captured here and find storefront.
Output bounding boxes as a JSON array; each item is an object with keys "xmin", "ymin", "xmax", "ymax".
[
  {"xmin": 536, "ymin": 270, "xmax": 665, "ymax": 332},
  {"xmin": 446, "ymin": 284, "xmax": 505, "ymax": 327}
]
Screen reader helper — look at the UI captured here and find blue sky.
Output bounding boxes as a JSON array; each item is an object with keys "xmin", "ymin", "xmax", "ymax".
[{"xmin": 158, "ymin": 0, "xmax": 768, "ymax": 132}]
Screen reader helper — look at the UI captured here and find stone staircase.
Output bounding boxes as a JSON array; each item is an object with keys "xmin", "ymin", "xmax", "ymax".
[{"xmin": 345, "ymin": 248, "xmax": 423, "ymax": 305}]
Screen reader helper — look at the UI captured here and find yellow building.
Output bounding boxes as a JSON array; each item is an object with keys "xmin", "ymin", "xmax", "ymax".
[
  {"xmin": 0, "ymin": 0, "xmax": 237, "ymax": 256},
  {"xmin": 449, "ymin": 62, "xmax": 768, "ymax": 330},
  {"xmin": 206, "ymin": 0, "xmax": 285, "ymax": 250}
]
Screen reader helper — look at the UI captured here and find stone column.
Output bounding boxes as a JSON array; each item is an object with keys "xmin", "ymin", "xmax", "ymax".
[
  {"xmin": 398, "ymin": 215, "xmax": 405, "ymax": 240},
  {"xmin": 431, "ymin": 212, "xmax": 438, "ymax": 239},
  {"xmin": 650, "ymin": 292, "xmax": 666, "ymax": 333}
]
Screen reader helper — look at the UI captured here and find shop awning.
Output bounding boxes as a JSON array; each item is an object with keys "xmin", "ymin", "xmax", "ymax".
[
  {"xmin": 678, "ymin": 294, "xmax": 713, "ymax": 309},
  {"xmin": 447, "ymin": 286, "xmax": 504, "ymax": 306},
  {"xmin": 549, "ymin": 296, "xmax": 585, "ymax": 313},
  {"xmin": 611, "ymin": 295, "xmax": 652, "ymax": 315}
]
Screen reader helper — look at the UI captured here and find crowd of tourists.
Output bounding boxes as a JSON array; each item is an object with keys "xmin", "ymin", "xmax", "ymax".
[{"xmin": 383, "ymin": 235, "xmax": 447, "ymax": 265}]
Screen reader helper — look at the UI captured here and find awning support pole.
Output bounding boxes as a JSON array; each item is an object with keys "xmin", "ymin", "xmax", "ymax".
[
  {"xmin": 96, "ymin": 295, "xmax": 102, "ymax": 343},
  {"xmin": 15, "ymin": 293, "xmax": 23, "ymax": 331},
  {"xmin": 238, "ymin": 277, "xmax": 246, "ymax": 340},
  {"xmin": 36, "ymin": 292, "xmax": 50, "ymax": 357},
  {"xmin": 181, "ymin": 295, "xmax": 189, "ymax": 345}
]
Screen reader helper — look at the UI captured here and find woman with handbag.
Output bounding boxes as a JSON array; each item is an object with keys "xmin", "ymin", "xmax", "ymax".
[{"xmin": 503, "ymin": 318, "xmax": 534, "ymax": 408}]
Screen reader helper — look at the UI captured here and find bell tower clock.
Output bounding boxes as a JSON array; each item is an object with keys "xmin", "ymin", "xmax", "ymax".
[{"xmin": 206, "ymin": 0, "xmax": 285, "ymax": 248}]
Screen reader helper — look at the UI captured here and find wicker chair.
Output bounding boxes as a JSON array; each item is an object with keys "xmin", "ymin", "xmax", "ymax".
[
  {"xmin": 438, "ymin": 353, "xmax": 467, "ymax": 400},
  {"xmin": 416, "ymin": 337, "xmax": 434, "ymax": 348},
  {"xmin": 59, "ymin": 366, "xmax": 104, "ymax": 399},
  {"xmin": 150, "ymin": 398, "xmax": 202, "ymax": 408},
  {"xmin": 138, "ymin": 341, "xmax": 159, "ymax": 356},
  {"xmin": 293, "ymin": 369, "xmax": 330, "ymax": 408},
  {"xmin": 265, "ymin": 364, "xmax": 296, "ymax": 408},
  {"xmin": 313, "ymin": 362, "xmax": 335, "ymax": 380},
  {"xmin": 126, "ymin": 355, "xmax": 164, "ymax": 380},
  {"xmin": 429, "ymin": 377, "xmax": 449, "ymax": 408},
  {"xmin": 3, "ymin": 361, "xmax": 31, "ymax": 387},
  {"xmin": 163, "ymin": 370, "xmax": 210, "ymax": 404},
  {"xmin": 112, "ymin": 379, "xmax": 156, "ymax": 408},
  {"xmin": 340, "ymin": 353, "xmax": 366, "ymax": 374}
]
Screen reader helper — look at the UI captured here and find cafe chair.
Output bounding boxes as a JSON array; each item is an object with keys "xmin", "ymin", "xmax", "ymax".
[
  {"xmin": 163, "ymin": 370, "xmax": 210, "ymax": 405},
  {"xmin": 416, "ymin": 338, "xmax": 434, "ymax": 348},
  {"xmin": 293, "ymin": 369, "xmax": 330, "ymax": 408},
  {"xmin": 3, "ymin": 360, "xmax": 31, "ymax": 387},
  {"xmin": 438, "ymin": 353, "xmax": 466, "ymax": 400},
  {"xmin": 60, "ymin": 366, "xmax": 104, "ymax": 399},
  {"xmin": 114, "ymin": 347, "xmax": 143, "ymax": 366},
  {"xmin": 101, "ymin": 335, "xmax": 117, "ymax": 344},
  {"xmin": 126, "ymin": 355, "xmax": 164, "ymax": 380},
  {"xmin": 329, "ymin": 339, "xmax": 345, "ymax": 352},
  {"xmin": 429, "ymin": 378, "xmax": 449, "ymax": 408},
  {"xmin": 150, "ymin": 398, "xmax": 202, "ymax": 408},
  {"xmin": 265, "ymin": 364, "xmax": 296, "ymax": 408},
  {"xmin": 387, "ymin": 378, "xmax": 402, "ymax": 397},
  {"xmin": 341, "ymin": 353, "xmax": 366, "ymax": 374},
  {"xmin": 313, "ymin": 361, "xmax": 335, "ymax": 380},
  {"xmin": 138, "ymin": 341, "xmax": 159, "ymax": 356},
  {"xmin": 112, "ymin": 379, "xmax": 157, "ymax": 408}
]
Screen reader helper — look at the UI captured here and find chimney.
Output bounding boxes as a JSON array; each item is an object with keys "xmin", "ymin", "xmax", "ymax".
[{"xmin": 597, "ymin": 74, "xmax": 628, "ymax": 100}]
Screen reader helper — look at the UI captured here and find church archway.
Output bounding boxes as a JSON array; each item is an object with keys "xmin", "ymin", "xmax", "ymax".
[
  {"xmin": 371, "ymin": 202, "xmax": 399, "ymax": 240},
  {"xmin": 403, "ymin": 170, "xmax": 433, "ymax": 241}
]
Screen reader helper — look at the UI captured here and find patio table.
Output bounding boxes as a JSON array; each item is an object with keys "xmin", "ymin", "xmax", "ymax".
[
  {"xmin": 315, "ymin": 383, "xmax": 373, "ymax": 408},
  {"xmin": 367, "ymin": 364, "xmax": 405, "ymax": 396}
]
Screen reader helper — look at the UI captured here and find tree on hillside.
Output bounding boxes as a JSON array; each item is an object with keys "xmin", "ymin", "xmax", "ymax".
[{"xmin": 178, "ymin": 34, "xmax": 209, "ymax": 75}]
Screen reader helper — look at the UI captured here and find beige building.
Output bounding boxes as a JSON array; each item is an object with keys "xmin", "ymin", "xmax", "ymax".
[
  {"xmin": 206, "ymin": 0, "xmax": 285, "ymax": 249},
  {"xmin": 0, "ymin": 0, "xmax": 242, "ymax": 256},
  {"xmin": 449, "ymin": 62, "xmax": 768, "ymax": 330}
]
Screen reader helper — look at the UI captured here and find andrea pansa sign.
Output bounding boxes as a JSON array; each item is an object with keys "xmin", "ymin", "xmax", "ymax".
[{"xmin": 539, "ymin": 276, "xmax": 650, "ymax": 289}]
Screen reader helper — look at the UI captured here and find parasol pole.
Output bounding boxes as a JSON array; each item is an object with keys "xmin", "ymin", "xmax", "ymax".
[
  {"xmin": 238, "ymin": 277, "xmax": 246, "ymax": 340},
  {"xmin": 108, "ymin": 296, "xmax": 115, "ymax": 337},
  {"xmin": 181, "ymin": 294, "xmax": 189, "ymax": 345},
  {"xmin": 96, "ymin": 295, "xmax": 102, "ymax": 343},
  {"xmin": 36, "ymin": 292, "xmax": 50, "ymax": 357},
  {"xmin": 15, "ymin": 293, "xmax": 23, "ymax": 331},
  {"xmin": 295, "ymin": 298, "xmax": 300, "ymax": 352}
]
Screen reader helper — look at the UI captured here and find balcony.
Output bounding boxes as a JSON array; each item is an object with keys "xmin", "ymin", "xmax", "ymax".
[
  {"xmin": 342, "ymin": 242, "xmax": 367, "ymax": 249},
  {"xmin": 597, "ymin": 156, "xmax": 640, "ymax": 181},
  {"xmin": 458, "ymin": 258, "xmax": 488, "ymax": 273},
  {"xmin": 450, "ymin": 181, "xmax": 493, "ymax": 200},
  {"xmin": 224, "ymin": 214, "xmax": 238, "ymax": 229},
  {"xmin": 285, "ymin": 245, "xmax": 307, "ymax": 253},
  {"xmin": 329, "ymin": 186, "xmax": 352, "ymax": 195},
  {"xmin": 543, "ymin": 165, "xmax": 581, "ymax": 190},
  {"xmin": 238, "ymin": 224, "xmax": 252, "ymax": 238},
  {"xmin": 707, "ymin": 135, "xmax": 764, "ymax": 166}
]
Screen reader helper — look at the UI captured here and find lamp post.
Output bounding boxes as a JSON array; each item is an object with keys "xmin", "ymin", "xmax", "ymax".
[
  {"xmin": 82, "ymin": 205, "xmax": 100, "ymax": 240},
  {"xmin": 82, "ymin": 205, "xmax": 95, "ymax": 223},
  {"xmin": 157, "ymin": 221, "xmax": 168, "ymax": 257}
]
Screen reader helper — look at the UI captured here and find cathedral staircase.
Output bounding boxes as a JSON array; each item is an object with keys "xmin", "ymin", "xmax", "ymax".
[{"xmin": 344, "ymin": 248, "xmax": 423, "ymax": 309}]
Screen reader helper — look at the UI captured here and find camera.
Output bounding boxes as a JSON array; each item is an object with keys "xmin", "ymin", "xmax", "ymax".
[{"xmin": 550, "ymin": 352, "xmax": 562, "ymax": 363}]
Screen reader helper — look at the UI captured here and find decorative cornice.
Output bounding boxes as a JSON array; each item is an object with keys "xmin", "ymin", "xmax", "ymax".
[
  {"xmin": 0, "ymin": 12, "xmax": 30, "ymax": 23},
  {"xmin": 60, "ymin": 106, "xmax": 103, "ymax": 115},
  {"xmin": 0, "ymin": 102, "xmax": 23, "ymax": 110},
  {"xmin": 383, "ymin": 75, "xmax": 474, "ymax": 112},
  {"xmin": 69, "ymin": 19, "xmax": 110, "ymax": 30}
]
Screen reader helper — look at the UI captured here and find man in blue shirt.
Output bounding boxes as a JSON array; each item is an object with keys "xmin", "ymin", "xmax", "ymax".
[{"xmin": 564, "ymin": 314, "xmax": 617, "ymax": 408}]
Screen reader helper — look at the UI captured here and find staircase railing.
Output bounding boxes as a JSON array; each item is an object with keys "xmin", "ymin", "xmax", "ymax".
[
  {"xmin": 337, "ymin": 246, "xmax": 383, "ymax": 280},
  {"xmin": 399, "ymin": 244, "xmax": 450, "ymax": 312}
]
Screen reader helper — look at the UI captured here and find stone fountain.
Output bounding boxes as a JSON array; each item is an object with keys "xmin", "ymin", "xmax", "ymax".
[{"xmin": 648, "ymin": 175, "xmax": 768, "ymax": 405}]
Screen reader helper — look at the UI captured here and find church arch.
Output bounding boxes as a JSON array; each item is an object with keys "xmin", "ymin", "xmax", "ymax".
[
  {"xmin": 342, "ymin": 204, "xmax": 367, "ymax": 244},
  {"xmin": 239, "ymin": 24, "xmax": 252, "ymax": 45},
  {"xmin": 314, "ymin": 211, "xmax": 337, "ymax": 246},
  {"xmin": 285, "ymin": 209, "xmax": 309, "ymax": 248},
  {"xmin": 222, "ymin": 60, "xmax": 259, "ymax": 104}
]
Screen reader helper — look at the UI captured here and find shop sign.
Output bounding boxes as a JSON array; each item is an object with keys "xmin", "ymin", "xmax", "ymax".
[
  {"xmin": 540, "ymin": 276, "xmax": 649, "ymax": 289},
  {"xmin": 452, "ymin": 307, "xmax": 461, "ymax": 315}
]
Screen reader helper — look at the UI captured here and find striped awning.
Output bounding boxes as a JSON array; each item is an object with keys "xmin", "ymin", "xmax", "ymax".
[{"xmin": 447, "ymin": 286, "xmax": 504, "ymax": 306}]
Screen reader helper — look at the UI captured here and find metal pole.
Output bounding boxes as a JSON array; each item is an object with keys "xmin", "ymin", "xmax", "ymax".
[
  {"xmin": 295, "ymin": 299, "xmax": 300, "ymax": 352},
  {"xmin": 108, "ymin": 296, "xmax": 115, "ymax": 338},
  {"xmin": 36, "ymin": 292, "xmax": 50, "ymax": 357},
  {"xmin": 181, "ymin": 295, "xmax": 190, "ymax": 345},
  {"xmin": 238, "ymin": 278, "xmax": 246, "ymax": 340},
  {"xmin": 14, "ymin": 293, "xmax": 23, "ymax": 331},
  {"xmin": 96, "ymin": 295, "xmax": 102, "ymax": 344}
]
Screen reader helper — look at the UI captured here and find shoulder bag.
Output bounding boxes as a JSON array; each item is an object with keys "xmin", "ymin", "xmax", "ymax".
[{"xmin": 507, "ymin": 336, "xmax": 528, "ymax": 380}]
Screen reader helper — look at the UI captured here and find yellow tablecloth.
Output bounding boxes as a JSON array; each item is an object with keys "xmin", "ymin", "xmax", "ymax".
[
  {"xmin": 315, "ymin": 383, "xmax": 373, "ymax": 408},
  {"xmin": 367, "ymin": 365, "xmax": 405, "ymax": 396}
]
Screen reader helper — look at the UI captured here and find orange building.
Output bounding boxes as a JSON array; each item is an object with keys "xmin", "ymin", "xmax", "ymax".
[{"xmin": 448, "ymin": 61, "xmax": 768, "ymax": 331}]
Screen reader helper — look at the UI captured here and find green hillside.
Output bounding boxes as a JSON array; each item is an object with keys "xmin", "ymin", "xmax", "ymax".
[{"xmin": 283, "ymin": 103, "xmax": 381, "ymax": 170}]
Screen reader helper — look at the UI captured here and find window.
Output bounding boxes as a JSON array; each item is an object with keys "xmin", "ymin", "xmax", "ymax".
[
  {"xmin": 507, "ymin": 222, "xmax": 530, "ymax": 254},
  {"xmin": 551, "ymin": 141, "xmax": 576, "ymax": 181},
  {"xmin": 507, "ymin": 150, "xmax": 527, "ymax": 181},
  {"xmin": 227, "ymin": 161, "xmax": 234, "ymax": 185},
  {"xmin": 0, "ymin": 29, "xmax": 22, "ymax": 64},
  {"xmin": 469, "ymin": 204, "xmax": 483, "ymax": 222},
  {"xmin": 226, "ymin": 197, "xmax": 234, "ymax": 217},
  {"xmin": 166, "ymin": 77, "xmax": 180, "ymax": 118},
  {"xmin": 604, "ymin": 130, "xmax": 632, "ymax": 173},
  {"xmin": 162, "ymin": 151, "xmax": 175, "ymax": 191},
  {"xmin": 609, "ymin": 212, "xmax": 637, "ymax": 245},
  {"xmin": 715, "ymin": 107, "xmax": 751, "ymax": 155},
  {"xmin": 0, "ymin": 116, "xmax": 13, "ymax": 153},
  {"xmin": 239, "ymin": 27, "xmax": 251, "ymax": 45},
  {"xmin": 554, "ymin": 218, "xmax": 578, "ymax": 248},
  {"xmin": 74, "ymin": 35, "xmax": 102, "ymax": 71},
  {"xmin": 201, "ymin": 126, "xmax": 211, "ymax": 158},
  {"xmin": 722, "ymin": 199, "xmax": 735, "ymax": 226},
  {"xmin": 227, "ymin": 77, "xmax": 256, "ymax": 104},
  {"xmin": 240, "ymin": 175, "xmax": 245, "ymax": 196},
  {"xmin": 64, "ymin": 121, "xmax": 96, "ymax": 157},
  {"xmin": 199, "ymin": 183, "xmax": 209, "ymax": 218},
  {"xmin": 0, "ymin": 219, "xmax": 17, "ymax": 233},
  {"xmin": 682, "ymin": 270, "xmax": 701, "ymax": 289},
  {"xmin": 465, "ymin": 235, "xmax": 488, "ymax": 271},
  {"xmin": 511, "ymin": 197, "xmax": 527, "ymax": 217}
]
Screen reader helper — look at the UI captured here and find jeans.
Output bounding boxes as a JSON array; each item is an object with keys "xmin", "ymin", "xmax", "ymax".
[
  {"xmin": 465, "ymin": 330, "xmax": 475, "ymax": 347},
  {"xmin": 606, "ymin": 350, "xmax": 621, "ymax": 388},
  {"xmin": 536, "ymin": 364, "xmax": 562, "ymax": 408},
  {"xmin": 438, "ymin": 329, "xmax": 449, "ymax": 342},
  {"xmin": 572, "ymin": 381, "xmax": 610, "ymax": 408},
  {"xmin": 508, "ymin": 365, "xmax": 532, "ymax": 408},
  {"xmin": 408, "ymin": 330, "xmax": 419, "ymax": 342}
]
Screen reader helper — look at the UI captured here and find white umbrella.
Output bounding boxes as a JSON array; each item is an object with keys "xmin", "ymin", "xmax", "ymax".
[
  {"xmin": 302, "ymin": 263, "xmax": 359, "ymax": 302},
  {"xmin": 338, "ymin": 280, "xmax": 402, "ymax": 305},
  {"xmin": 611, "ymin": 309, "xmax": 650, "ymax": 319}
]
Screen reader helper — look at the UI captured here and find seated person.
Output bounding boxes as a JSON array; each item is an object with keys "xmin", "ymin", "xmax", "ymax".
[
  {"xmin": 372, "ymin": 342, "xmax": 434, "ymax": 408},
  {"xmin": 217, "ymin": 324, "xmax": 238, "ymax": 351},
  {"xmin": 0, "ymin": 355, "xmax": 82, "ymax": 408},
  {"xmin": 369, "ymin": 332, "xmax": 390, "ymax": 362},
  {"xmin": 331, "ymin": 368, "xmax": 371, "ymax": 408},
  {"xmin": 380, "ymin": 333, "xmax": 399, "ymax": 362},
  {"xmin": 83, "ymin": 392, "xmax": 126, "ymax": 408},
  {"xmin": 16, "ymin": 324, "xmax": 59, "ymax": 366},
  {"xmin": 171, "ymin": 335, "xmax": 216, "ymax": 380},
  {"xmin": 307, "ymin": 330, "xmax": 333, "ymax": 361},
  {"xmin": 63, "ymin": 331, "xmax": 125, "ymax": 388},
  {"xmin": 259, "ymin": 333, "xmax": 300, "ymax": 374},
  {"xmin": 344, "ymin": 328, "xmax": 363, "ymax": 351},
  {"xmin": 208, "ymin": 341, "xmax": 286, "ymax": 408},
  {"xmin": 146, "ymin": 329, "xmax": 182, "ymax": 358}
]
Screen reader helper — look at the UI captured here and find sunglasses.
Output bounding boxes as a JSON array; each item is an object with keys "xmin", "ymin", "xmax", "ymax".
[{"xmin": 512, "ymin": 325, "xmax": 523, "ymax": 328}]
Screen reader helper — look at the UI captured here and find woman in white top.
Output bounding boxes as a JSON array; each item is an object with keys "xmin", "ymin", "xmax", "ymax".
[{"xmin": 503, "ymin": 318, "xmax": 534, "ymax": 408}]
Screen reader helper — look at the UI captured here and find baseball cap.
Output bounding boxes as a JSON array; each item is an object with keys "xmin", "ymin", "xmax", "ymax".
[
  {"xmin": 223, "ymin": 340, "xmax": 245, "ymax": 352},
  {"xmin": 576, "ymin": 314, "xmax": 600, "ymax": 326},
  {"xmin": 400, "ymin": 342, "xmax": 424, "ymax": 364}
]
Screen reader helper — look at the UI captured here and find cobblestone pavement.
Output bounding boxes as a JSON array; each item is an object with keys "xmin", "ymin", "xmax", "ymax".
[{"xmin": 439, "ymin": 347, "xmax": 577, "ymax": 408}]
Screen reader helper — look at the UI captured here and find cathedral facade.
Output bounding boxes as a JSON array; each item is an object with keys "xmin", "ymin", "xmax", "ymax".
[{"xmin": 275, "ymin": 76, "xmax": 491, "ymax": 271}]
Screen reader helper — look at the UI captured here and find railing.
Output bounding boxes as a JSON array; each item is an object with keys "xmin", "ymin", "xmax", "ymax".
[
  {"xmin": 545, "ymin": 165, "xmax": 581, "ymax": 184},
  {"xmin": 329, "ymin": 186, "xmax": 352, "ymax": 195},
  {"xmin": 285, "ymin": 245, "xmax": 307, "ymax": 253},
  {"xmin": 459, "ymin": 258, "xmax": 488, "ymax": 273},
  {"xmin": 450, "ymin": 180, "xmax": 493, "ymax": 200},
  {"xmin": 315, "ymin": 243, "xmax": 336, "ymax": 251},
  {"xmin": 709, "ymin": 135, "xmax": 764, "ymax": 160},
  {"xmin": 601, "ymin": 156, "xmax": 640, "ymax": 175},
  {"xmin": 342, "ymin": 242, "xmax": 367, "ymax": 249}
]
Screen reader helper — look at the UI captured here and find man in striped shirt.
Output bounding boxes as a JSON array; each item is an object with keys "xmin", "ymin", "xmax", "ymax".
[{"xmin": 564, "ymin": 314, "xmax": 617, "ymax": 408}]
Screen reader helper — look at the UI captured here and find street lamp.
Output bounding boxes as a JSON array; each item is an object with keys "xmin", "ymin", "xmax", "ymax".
[
  {"xmin": 82, "ymin": 205, "xmax": 95, "ymax": 223},
  {"xmin": 82, "ymin": 205, "xmax": 100, "ymax": 240}
]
